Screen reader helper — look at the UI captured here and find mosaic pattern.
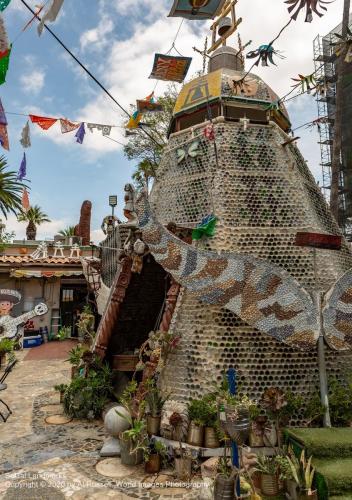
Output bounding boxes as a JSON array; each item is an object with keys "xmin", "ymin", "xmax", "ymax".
[
  {"xmin": 136, "ymin": 193, "xmax": 319, "ymax": 350},
  {"xmin": 323, "ymin": 269, "xmax": 352, "ymax": 351}
]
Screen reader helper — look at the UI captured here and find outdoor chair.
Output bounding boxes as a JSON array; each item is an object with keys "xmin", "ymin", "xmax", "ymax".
[{"xmin": 0, "ymin": 359, "xmax": 17, "ymax": 422}]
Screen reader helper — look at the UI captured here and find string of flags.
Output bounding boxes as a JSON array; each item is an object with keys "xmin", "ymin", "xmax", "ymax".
[{"xmin": 126, "ymin": 91, "xmax": 163, "ymax": 129}]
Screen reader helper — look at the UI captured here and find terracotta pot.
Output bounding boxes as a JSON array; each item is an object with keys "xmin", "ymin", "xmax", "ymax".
[
  {"xmin": 147, "ymin": 415, "xmax": 161, "ymax": 436},
  {"xmin": 187, "ymin": 421, "xmax": 204, "ymax": 446},
  {"xmin": 145, "ymin": 453, "xmax": 161, "ymax": 474},
  {"xmin": 260, "ymin": 473, "xmax": 279, "ymax": 497},
  {"xmin": 120, "ymin": 437, "xmax": 143, "ymax": 466},
  {"xmin": 298, "ymin": 490, "xmax": 318, "ymax": 500},
  {"xmin": 204, "ymin": 426, "xmax": 220, "ymax": 448},
  {"xmin": 214, "ymin": 474, "xmax": 235, "ymax": 500},
  {"xmin": 174, "ymin": 456, "xmax": 192, "ymax": 480}
]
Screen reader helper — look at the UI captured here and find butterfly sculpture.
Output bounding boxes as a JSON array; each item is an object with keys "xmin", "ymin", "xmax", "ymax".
[
  {"xmin": 291, "ymin": 73, "xmax": 316, "ymax": 94},
  {"xmin": 135, "ymin": 191, "xmax": 352, "ymax": 352},
  {"xmin": 285, "ymin": 0, "xmax": 332, "ymax": 23},
  {"xmin": 246, "ymin": 45, "xmax": 283, "ymax": 67},
  {"xmin": 176, "ymin": 140, "xmax": 201, "ymax": 163},
  {"xmin": 332, "ymin": 27, "xmax": 352, "ymax": 64}
]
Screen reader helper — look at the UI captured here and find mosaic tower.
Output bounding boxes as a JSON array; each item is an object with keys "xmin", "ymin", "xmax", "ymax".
[{"xmin": 148, "ymin": 47, "xmax": 352, "ymax": 422}]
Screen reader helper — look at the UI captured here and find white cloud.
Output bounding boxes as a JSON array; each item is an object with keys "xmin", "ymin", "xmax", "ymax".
[
  {"xmin": 80, "ymin": 15, "xmax": 114, "ymax": 52},
  {"xmin": 20, "ymin": 69, "xmax": 45, "ymax": 94},
  {"xmin": 5, "ymin": 215, "xmax": 67, "ymax": 241}
]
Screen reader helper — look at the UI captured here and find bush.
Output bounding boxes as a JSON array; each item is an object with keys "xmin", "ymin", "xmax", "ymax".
[
  {"xmin": 63, "ymin": 362, "xmax": 113, "ymax": 419},
  {"xmin": 0, "ymin": 338, "xmax": 14, "ymax": 356}
]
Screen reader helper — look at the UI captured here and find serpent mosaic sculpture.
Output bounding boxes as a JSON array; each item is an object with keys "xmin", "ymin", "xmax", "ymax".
[{"xmin": 136, "ymin": 192, "xmax": 352, "ymax": 352}]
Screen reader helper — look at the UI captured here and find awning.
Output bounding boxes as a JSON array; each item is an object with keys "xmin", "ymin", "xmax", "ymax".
[{"xmin": 10, "ymin": 269, "xmax": 83, "ymax": 279}]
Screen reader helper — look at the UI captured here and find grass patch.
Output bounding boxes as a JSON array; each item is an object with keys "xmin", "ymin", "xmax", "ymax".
[{"xmin": 285, "ymin": 428, "xmax": 352, "ymax": 458}]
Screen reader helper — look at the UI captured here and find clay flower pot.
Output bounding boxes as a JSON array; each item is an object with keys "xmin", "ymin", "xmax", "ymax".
[
  {"xmin": 214, "ymin": 474, "xmax": 235, "ymax": 500},
  {"xmin": 187, "ymin": 421, "xmax": 204, "ymax": 446},
  {"xmin": 204, "ymin": 426, "xmax": 220, "ymax": 448},
  {"xmin": 260, "ymin": 473, "xmax": 279, "ymax": 497},
  {"xmin": 145, "ymin": 453, "xmax": 161, "ymax": 474},
  {"xmin": 147, "ymin": 415, "xmax": 161, "ymax": 436},
  {"xmin": 174, "ymin": 456, "xmax": 192, "ymax": 480}
]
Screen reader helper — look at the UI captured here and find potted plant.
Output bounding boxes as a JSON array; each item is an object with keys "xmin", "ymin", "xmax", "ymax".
[
  {"xmin": 254, "ymin": 454, "xmax": 279, "ymax": 497},
  {"xmin": 76, "ymin": 305, "xmax": 96, "ymax": 346},
  {"xmin": 54, "ymin": 383, "xmax": 68, "ymax": 403},
  {"xmin": 0, "ymin": 338, "xmax": 14, "ymax": 368},
  {"xmin": 187, "ymin": 398, "xmax": 209, "ymax": 446},
  {"xmin": 287, "ymin": 450, "xmax": 317, "ymax": 500},
  {"xmin": 119, "ymin": 415, "xmax": 147, "ymax": 466},
  {"xmin": 218, "ymin": 393, "xmax": 254, "ymax": 446},
  {"xmin": 65, "ymin": 344, "xmax": 87, "ymax": 379},
  {"xmin": 260, "ymin": 387, "xmax": 288, "ymax": 448},
  {"xmin": 145, "ymin": 379, "xmax": 169, "ymax": 436},
  {"xmin": 248, "ymin": 403, "xmax": 267, "ymax": 448},
  {"xmin": 202, "ymin": 395, "xmax": 220, "ymax": 448},
  {"xmin": 170, "ymin": 411, "xmax": 192, "ymax": 480},
  {"xmin": 56, "ymin": 326, "xmax": 71, "ymax": 341},
  {"xmin": 214, "ymin": 442, "xmax": 235, "ymax": 500},
  {"xmin": 143, "ymin": 438, "xmax": 168, "ymax": 474}
]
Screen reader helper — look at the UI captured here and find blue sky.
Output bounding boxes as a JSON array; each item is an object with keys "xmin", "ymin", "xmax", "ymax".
[{"xmin": 1, "ymin": 0, "xmax": 348, "ymax": 241}]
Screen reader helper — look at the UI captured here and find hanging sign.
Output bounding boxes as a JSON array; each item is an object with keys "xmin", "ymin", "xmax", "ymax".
[
  {"xmin": 149, "ymin": 53, "xmax": 192, "ymax": 83},
  {"xmin": 168, "ymin": 0, "xmax": 226, "ymax": 20}
]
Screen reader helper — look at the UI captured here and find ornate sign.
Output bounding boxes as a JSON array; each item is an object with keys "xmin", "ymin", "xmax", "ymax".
[{"xmin": 149, "ymin": 54, "xmax": 192, "ymax": 83}]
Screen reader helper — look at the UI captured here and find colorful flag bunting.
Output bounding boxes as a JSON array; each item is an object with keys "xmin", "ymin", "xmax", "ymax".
[
  {"xmin": 137, "ymin": 99, "xmax": 163, "ymax": 113},
  {"xmin": 75, "ymin": 122, "xmax": 85, "ymax": 144},
  {"xmin": 87, "ymin": 123, "xmax": 112, "ymax": 136},
  {"xmin": 0, "ymin": 45, "xmax": 10, "ymax": 85},
  {"xmin": 149, "ymin": 53, "xmax": 192, "ymax": 83},
  {"xmin": 22, "ymin": 188, "xmax": 30, "ymax": 212},
  {"xmin": 0, "ymin": 14, "xmax": 8, "ymax": 52},
  {"xmin": 20, "ymin": 121, "xmax": 31, "ymax": 148},
  {"xmin": 0, "ymin": 124, "xmax": 9, "ymax": 150},
  {"xmin": 126, "ymin": 111, "xmax": 142, "ymax": 129},
  {"xmin": 0, "ymin": 0, "xmax": 11, "ymax": 12},
  {"xmin": 17, "ymin": 152, "xmax": 27, "ymax": 181},
  {"xmin": 29, "ymin": 114, "xmax": 57, "ymax": 130},
  {"xmin": 0, "ymin": 96, "xmax": 6, "ymax": 125},
  {"xmin": 60, "ymin": 118, "xmax": 80, "ymax": 134},
  {"xmin": 38, "ymin": 0, "xmax": 64, "ymax": 36}
]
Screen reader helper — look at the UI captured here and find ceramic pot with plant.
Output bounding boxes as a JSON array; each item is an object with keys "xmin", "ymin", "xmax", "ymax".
[
  {"xmin": 54, "ymin": 383, "xmax": 68, "ymax": 404},
  {"xmin": 187, "ymin": 398, "xmax": 210, "ymax": 446},
  {"xmin": 287, "ymin": 449, "xmax": 317, "ymax": 500},
  {"xmin": 254, "ymin": 455, "xmax": 279, "ymax": 497},
  {"xmin": 170, "ymin": 411, "xmax": 193, "ymax": 480},
  {"xmin": 144, "ymin": 439, "xmax": 167, "ymax": 474},
  {"xmin": 214, "ymin": 447, "xmax": 235, "ymax": 500},
  {"xmin": 145, "ymin": 379, "xmax": 169, "ymax": 436}
]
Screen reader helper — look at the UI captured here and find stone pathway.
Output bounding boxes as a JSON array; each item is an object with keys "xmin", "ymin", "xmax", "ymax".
[{"xmin": 0, "ymin": 348, "xmax": 211, "ymax": 499}]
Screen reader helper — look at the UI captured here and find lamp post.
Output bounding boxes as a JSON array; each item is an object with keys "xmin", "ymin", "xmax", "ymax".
[{"xmin": 109, "ymin": 195, "xmax": 118, "ymax": 217}]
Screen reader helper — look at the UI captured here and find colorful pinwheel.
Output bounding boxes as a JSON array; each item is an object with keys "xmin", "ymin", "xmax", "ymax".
[
  {"xmin": 285, "ymin": 0, "xmax": 332, "ymax": 23},
  {"xmin": 291, "ymin": 73, "xmax": 316, "ymax": 93},
  {"xmin": 246, "ymin": 45, "xmax": 283, "ymax": 67},
  {"xmin": 332, "ymin": 27, "xmax": 352, "ymax": 63}
]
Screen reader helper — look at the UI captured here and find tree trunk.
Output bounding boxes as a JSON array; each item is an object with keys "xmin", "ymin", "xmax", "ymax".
[
  {"xmin": 26, "ymin": 221, "xmax": 36, "ymax": 240},
  {"xmin": 330, "ymin": 0, "xmax": 351, "ymax": 223}
]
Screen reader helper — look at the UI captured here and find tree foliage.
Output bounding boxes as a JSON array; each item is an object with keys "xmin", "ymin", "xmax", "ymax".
[
  {"xmin": 58, "ymin": 226, "xmax": 75, "ymax": 237},
  {"xmin": 0, "ymin": 156, "xmax": 27, "ymax": 218},
  {"xmin": 123, "ymin": 86, "xmax": 178, "ymax": 188}
]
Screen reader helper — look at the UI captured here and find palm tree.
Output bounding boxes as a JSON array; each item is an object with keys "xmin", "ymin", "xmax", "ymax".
[
  {"xmin": 18, "ymin": 205, "xmax": 51, "ymax": 240},
  {"xmin": 132, "ymin": 159, "xmax": 157, "ymax": 192},
  {"xmin": 0, "ymin": 156, "xmax": 27, "ymax": 218},
  {"xmin": 58, "ymin": 226, "xmax": 75, "ymax": 237}
]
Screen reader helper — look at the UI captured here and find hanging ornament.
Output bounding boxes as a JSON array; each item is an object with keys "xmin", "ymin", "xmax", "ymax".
[
  {"xmin": 0, "ymin": 97, "xmax": 8, "ymax": 150},
  {"xmin": 137, "ymin": 92, "xmax": 163, "ymax": 113},
  {"xmin": 246, "ymin": 44, "xmax": 283, "ymax": 67},
  {"xmin": 17, "ymin": 152, "xmax": 27, "ymax": 181},
  {"xmin": 29, "ymin": 114, "xmax": 57, "ymax": 130},
  {"xmin": 203, "ymin": 123, "xmax": 215, "ymax": 140},
  {"xmin": 332, "ymin": 27, "xmax": 352, "ymax": 63},
  {"xmin": 168, "ymin": 0, "xmax": 226, "ymax": 20},
  {"xmin": 291, "ymin": 73, "xmax": 316, "ymax": 93},
  {"xmin": 0, "ymin": 0, "xmax": 11, "ymax": 12},
  {"xmin": 126, "ymin": 111, "xmax": 142, "ymax": 129},
  {"xmin": 192, "ymin": 214, "xmax": 217, "ymax": 240},
  {"xmin": 75, "ymin": 122, "xmax": 85, "ymax": 144},
  {"xmin": 60, "ymin": 118, "xmax": 80, "ymax": 134},
  {"xmin": 285, "ymin": 0, "xmax": 332, "ymax": 22},
  {"xmin": 37, "ymin": 0, "xmax": 64, "ymax": 36},
  {"xmin": 149, "ymin": 53, "xmax": 192, "ymax": 82},
  {"xmin": 21, "ymin": 188, "xmax": 30, "ymax": 212},
  {"xmin": 20, "ymin": 121, "xmax": 31, "ymax": 148}
]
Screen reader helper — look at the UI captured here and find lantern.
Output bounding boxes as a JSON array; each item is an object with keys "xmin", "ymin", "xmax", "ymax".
[{"xmin": 168, "ymin": 0, "xmax": 226, "ymax": 20}]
